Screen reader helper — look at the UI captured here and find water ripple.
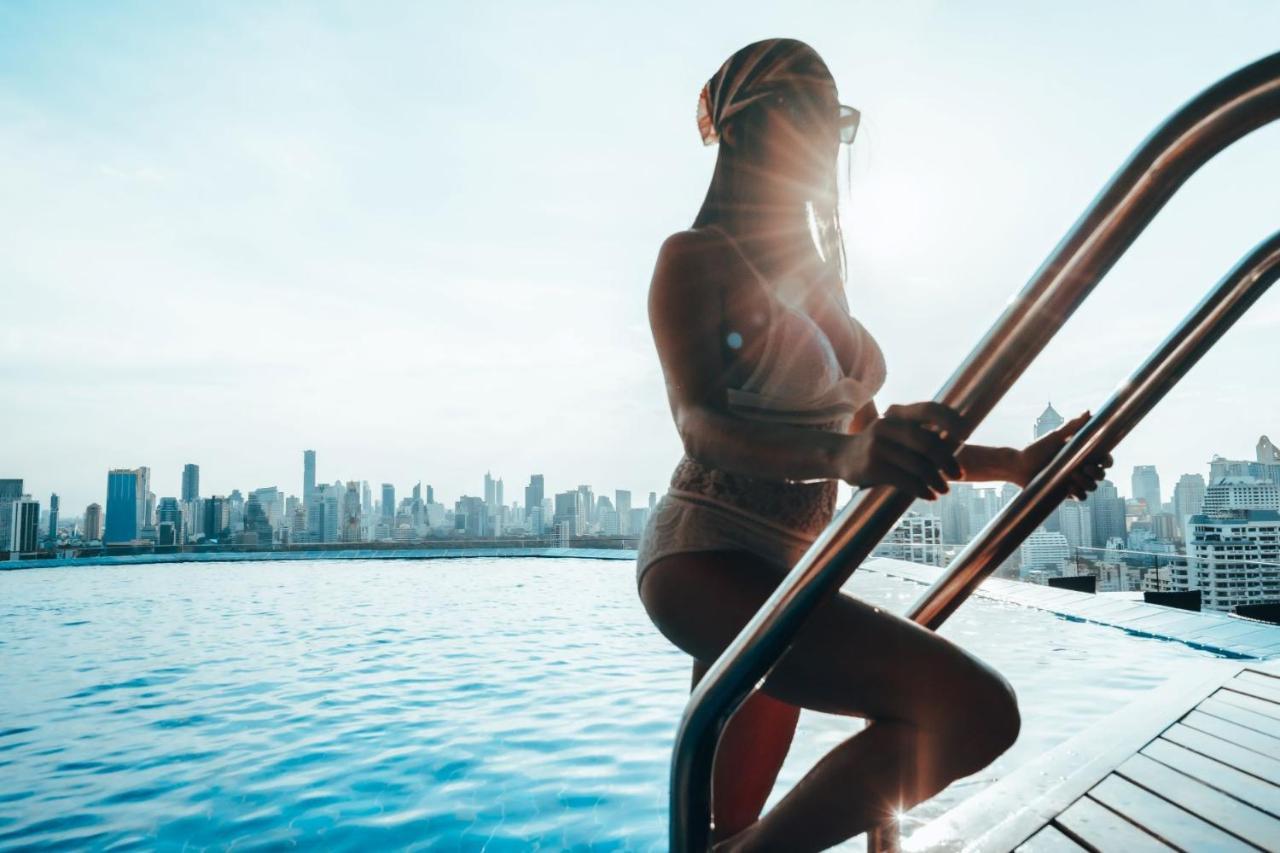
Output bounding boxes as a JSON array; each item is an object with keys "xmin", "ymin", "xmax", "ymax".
[{"xmin": 0, "ymin": 557, "xmax": 1225, "ymax": 850}]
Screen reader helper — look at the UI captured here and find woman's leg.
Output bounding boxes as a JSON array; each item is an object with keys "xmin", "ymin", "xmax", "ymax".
[
  {"xmin": 689, "ymin": 657, "xmax": 802, "ymax": 843},
  {"xmin": 639, "ymin": 550, "xmax": 1020, "ymax": 853}
]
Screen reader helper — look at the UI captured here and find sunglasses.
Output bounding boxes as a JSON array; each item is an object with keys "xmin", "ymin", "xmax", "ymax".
[{"xmin": 769, "ymin": 93, "xmax": 861, "ymax": 145}]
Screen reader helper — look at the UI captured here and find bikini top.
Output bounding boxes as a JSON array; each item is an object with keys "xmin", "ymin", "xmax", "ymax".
[{"xmin": 707, "ymin": 223, "xmax": 888, "ymax": 430}]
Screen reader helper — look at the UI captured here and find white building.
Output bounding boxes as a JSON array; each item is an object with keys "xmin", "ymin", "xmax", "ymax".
[
  {"xmin": 1201, "ymin": 476, "xmax": 1280, "ymax": 515},
  {"xmin": 1057, "ymin": 501, "xmax": 1094, "ymax": 549},
  {"xmin": 8, "ymin": 495, "xmax": 40, "ymax": 553},
  {"xmin": 1177, "ymin": 510, "xmax": 1280, "ymax": 612},
  {"xmin": 878, "ymin": 512, "xmax": 943, "ymax": 566},
  {"xmin": 1019, "ymin": 528, "xmax": 1071, "ymax": 579}
]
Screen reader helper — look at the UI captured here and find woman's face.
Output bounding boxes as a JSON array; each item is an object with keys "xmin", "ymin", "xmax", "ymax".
[{"xmin": 753, "ymin": 82, "xmax": 841, "ymax": 190}]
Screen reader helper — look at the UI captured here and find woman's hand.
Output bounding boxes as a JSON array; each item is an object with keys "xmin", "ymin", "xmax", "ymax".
[
  {"xmin": 1012, "ymin": 411, "xmax": 1114, "ymax": 498},
  {"xmin": 840, "ymin": 402, "xmax": 965, "ymax": 499}
]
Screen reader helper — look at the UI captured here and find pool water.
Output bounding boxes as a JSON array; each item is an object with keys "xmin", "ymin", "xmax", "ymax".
[{"xmin": 0, "ymin": 557, "xmax": 1228, "ymax": 851}]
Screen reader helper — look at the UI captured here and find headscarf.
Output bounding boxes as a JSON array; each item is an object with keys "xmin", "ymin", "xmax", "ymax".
[{"xmin": 696, "ymin": 38, "xmax": 832, "ymax": 146}]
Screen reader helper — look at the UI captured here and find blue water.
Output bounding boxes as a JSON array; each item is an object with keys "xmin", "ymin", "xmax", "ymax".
[{"xmin": 0, "ymin": 557, "xmax": 1227, "ymax": 851}]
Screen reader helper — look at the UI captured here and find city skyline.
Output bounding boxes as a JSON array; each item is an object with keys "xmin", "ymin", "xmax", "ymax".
[{"xmin": 4, "ymin": 3, "xmax": 1280, "ymax": 524}]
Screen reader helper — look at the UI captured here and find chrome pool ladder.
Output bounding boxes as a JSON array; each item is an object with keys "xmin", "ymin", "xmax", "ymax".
[{"xmin": 669, "ymin": 48, "xmax": 1280, "ymax": 853}]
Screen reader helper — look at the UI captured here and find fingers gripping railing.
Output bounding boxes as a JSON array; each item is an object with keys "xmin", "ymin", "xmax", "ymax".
[{"xmin": 670, "ymin": 50, "xmax": 1280, "ymax": 853}]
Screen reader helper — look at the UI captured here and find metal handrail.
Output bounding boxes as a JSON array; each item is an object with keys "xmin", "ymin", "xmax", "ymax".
[
  {"xmin": 906, "ymin": 231, "xmax": 1280, "ymax": 629},
  {"xmin": 670, "ymin": 49, "xmax": 1280, "ymax": 852}
]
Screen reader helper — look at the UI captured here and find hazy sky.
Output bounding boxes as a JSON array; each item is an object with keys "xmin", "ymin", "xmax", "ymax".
[{"xmin": 3, "ymin": 1, "xmax": 1280, "ymax": 515}]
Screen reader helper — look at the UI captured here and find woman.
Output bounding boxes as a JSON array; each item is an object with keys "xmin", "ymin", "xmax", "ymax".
[{"xmin": 636, "ymin": 38, "xmax": 1112, "ymax": 852}]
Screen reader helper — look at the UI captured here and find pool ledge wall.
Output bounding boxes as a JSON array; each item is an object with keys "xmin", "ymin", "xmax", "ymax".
[{"xmin": 867, "ymin": 556, "xmax": 1280, "ymax": 661}]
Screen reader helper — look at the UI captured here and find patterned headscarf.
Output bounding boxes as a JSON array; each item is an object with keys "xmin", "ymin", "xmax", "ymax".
[{"xmin": 696, "ymin": 38, "xmax": 833, "ymax": 146}]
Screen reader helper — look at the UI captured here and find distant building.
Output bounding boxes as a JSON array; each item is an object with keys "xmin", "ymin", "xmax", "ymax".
[
  {"xmin": 555, "ymin": 490, "xmax": 586, "ymax": 537},
  {"xmin": 615, "ymin": 490, "xmax": 632, "ymax": 536},
  {"xmin": 879, "ymin": 512, "xmax": 943, "ymax": 566},
  {"xmin": 202, "ymin": 496, "xmax": 229, "ymax": 542},
  {"xmin": 455, "ymin": 495, "xmax": 487, "ymax": 537},
  {"xmin": 1019, "ymin": 528, "xmax": 1071, "ymax": 578},
  {"xmin": 46, "ymin": 493, "xmax": 59, "ymax": 547},
  {"xmin": 1259, "ymin": 435, "xmax": 1280, "ymax": 464},
  {"xmin": 1131, "ymin": 465, "xmax": 1162, "ymax": 517},
  {"xmin": 1202, "ymin": 476, "xmax": 1280, "ymax": 515},
  {"xmin": 156, "ymin": 497, "xmax": 182, "ymax": 542},
  {"xmin": 381, "ymin": 483, "xmax": 395, "ymax": 526},
  {"xmin": 105, "ymin": 467, "xmax": 148, "ymax": 544},
  {"xmin": 182, "ymin": 463, "xmax": 200, "ymax": 503},
  {"xmin": 9, "ymin": 495, "xmax": 39, "ymax": 553},
  {"xmin": 1172, "ymin": 473, "xmax": 1207, "ymax": 532},
  {"xmin": 244, "ymin": 494, "xmax": 273, "ymax": 544},
  {"xmin": 1033, "ymin": 403, "xmax": 1064, "ymax": 439},
  {"xmin": 525, "ymin": 475, "xmax": 545, "ymax": 534},
  {"xmin": 1089, "ymin": 479, "xmax": 1126, "ymax": 548},
  {"xmin": 1057, "ymin": 500, "xmax": 1094, "ymax": 549},
  {"xmin": 303, "ymin": 450, "xmax": 316, "ymax": 504},
  {"xmin": 1180, "ymin": 510, "xmax": 1280, "ymax": 612},
  {"xmin": 83, "ymin": 503, "xmax": 103, "ymax": 542},
  {"xmin": 0, "ymin": 479, "xmax": 23, "ymax": 551},
  {"xmin": 344, "ymin": 482, "xmax": 363, "ymax": 542}
]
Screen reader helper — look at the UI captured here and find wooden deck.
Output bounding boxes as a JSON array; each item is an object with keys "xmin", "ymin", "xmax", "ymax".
[{"xmin": 906, "ymin": 658, "xmax": 1280, "ymax": 852}]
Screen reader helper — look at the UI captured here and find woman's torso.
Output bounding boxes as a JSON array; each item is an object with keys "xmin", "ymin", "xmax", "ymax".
[{"xmin": 665, "ymin": 223, "xmax": 888, "ymax": 538}]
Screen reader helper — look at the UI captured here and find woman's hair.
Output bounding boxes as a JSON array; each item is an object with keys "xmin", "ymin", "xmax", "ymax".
[{"xmin": 691, "ymin": 38, "xmax": 848, "ymax": 285}]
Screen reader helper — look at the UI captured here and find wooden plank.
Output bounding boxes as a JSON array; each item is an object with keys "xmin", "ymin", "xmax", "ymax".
[
  {"xmin": 1229, "ymin": 672, "xmax": 1280, "ymax": 705},
  {"xmin": 1014, "ymin": 823, "xmax": 1088, "ymax": 852},
  {"xmin": 1089, "ymin": 774, "xmax": 1252, "ymax": 851},
  {"xmin": 1201, "ymin": 695, "xmax": 1280, "ymax": 740},
  {"xmin": 1162, "ymin": 722, "xmax": 1280, "ymax": 786},
  {"xmin": 1141, "ymin": 738, "xmax": 1280, "ymax": 818},
  {"xmin": 1183, "ymin": 709, "xmax": 1280, "ymax": 760},
  {"xmin": 1217, "ymin": 688, "xmax": 1280, "ymax": 722},
  {"xmin": 1240, "ymin": 667, "xmax": 1280, "ymax": 684},
  {"xmin": 907, "ymin": 661, "xmax": 1239, "ymax": 852},
  {"xmin": 1119, "ymin": 752, "xmax": 1280, "ymax": 849},
  {"xmin": 1053, "ymin": 796, "xmax": 1172, "ymax": 851}
]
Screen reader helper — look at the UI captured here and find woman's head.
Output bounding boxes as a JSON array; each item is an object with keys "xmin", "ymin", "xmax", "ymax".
[{"xmin": 692, "ymin": 38, "xmax": 854, "ymax": 279}]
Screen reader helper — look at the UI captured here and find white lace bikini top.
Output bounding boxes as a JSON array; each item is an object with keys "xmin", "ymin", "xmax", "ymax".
[{"xmin": 707, "ymin": 224, "xmax": 888, "ymax": 432}]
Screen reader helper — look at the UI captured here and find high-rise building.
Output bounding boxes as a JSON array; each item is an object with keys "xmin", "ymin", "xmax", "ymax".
[
  {"xmin": 105, "ymin": 468, "xmax": 148, "ymax": 544},
  {"xmin": 484, "ymin": 472, "xmax": 496, "ymax": 509},
  {"xmin": 1259, "ymin": 435, "xmax": 1280, "ymax": 464},
  {"xmin": 303, "ymin": 450, "xmax": 316, "ymax": 504},
  {"xmin": 1131, "ymin": 465, "xmax": 1162, "ymax": 516},
  {"xmin": 525, "ymin": 475, "xmax": 545, "ymax": 534},
  {"xmin": 83, "ymin": 503, "xmax": 103, "ymax": 542},
  {"xmin": 243, "ymin": 494, "xmax": 273, "ymax": 544},
  {"xmin": 1202, "ymin": 476, "xmax": 1280, "ymax": 515},
  {"xmin": 1172, "ymin": 473, "xmax": 1207, "ymax": 531},
  {"xmin": 361, "ymin": 481, "xmax": 372, "ymax": 516},
  {"xmin": 1034, "ymin": 403, "xmax": 1065, "ymax": 439},
  {"xmin": 381, "ymin": 484, "xmax": 395, "ymax": 524},
  {"xmin": 0, "ymin": 479, "xmax": 23, "ymax": 551},
  {"xmin": 250, "ymin": 487, "xmax": 283, "ymax": 539},
  {"xmin": 8, "ymin": 495, "xmax": 39, "ymax": 553},
  {"xmin": 182, "ymin": 463, "xmax": 200, "ymax": 503},
  {"xmin": 577, "ymin": 485, "xmax": 594, "ymax": 526},
  {"xmin": 46, "ymin": 492, "xmax": 59, "ymax": 547},
  {"xmin": 496, "ymin": 477, "xmax": 504, "ymax": 511},
  {"xmin": 1019, "ymin": 528, "xmax": 1071, "ymax": 578},
  {"xmin": 615, "ymin": 490, "xmax": 632, "ymax": 536},
  {"xmin": 1180, "ymin": 510, "xmax": 1280, "ymax": 612},
  {"xmin": 1089, "ymin": 479, "xmax": 1126, "ymax": 548},
  {"xmin": 554, "ymin": 490, "xmax": 586, "ymax": 537},
  {"xmin": 879, "ymin": 512, "xmax": 943, "ymax": 565},
  {"xmin": 344, "ymin": 482, "xmax": 363, "ymax": 542},
  {"xmin": 649, "ymin": 491, "xmax": 657, "ymax": 512},
  {"xmin": 455, "ymin": 495, "xmax": 488, "ymax": 537},
  {"xmin": 1057, "ymin": 500, "xmax": 1094, "ymax": 549},
  {"xmin": 156, "ymin": 497, "xmax": 182, "ymax": 538},
  {"xmin": 202, "ymin": 496, "xmax": 229, "ymax": 541}
]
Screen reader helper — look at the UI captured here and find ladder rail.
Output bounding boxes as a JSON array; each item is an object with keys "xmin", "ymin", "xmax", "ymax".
[
  {"xmin": 907, "ymin": 231, "xmax": 1280, "ymax": 631},
  {"xmin": 670, "ymin": 49, "xmax": 1280, "ymax": 853}
]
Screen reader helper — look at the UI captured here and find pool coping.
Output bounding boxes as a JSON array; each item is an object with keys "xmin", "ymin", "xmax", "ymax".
[{"xmin": 864, "ymin": 557, "xmax": 1280, "ymax": 661}]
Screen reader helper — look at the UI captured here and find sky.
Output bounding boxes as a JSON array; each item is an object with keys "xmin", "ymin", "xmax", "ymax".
[{"xmin": 2, "ymin": 1, "xmax": 1280, "ymax": 516}]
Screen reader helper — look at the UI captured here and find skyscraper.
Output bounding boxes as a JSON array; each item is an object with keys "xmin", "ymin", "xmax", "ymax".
[
  {"xmin": 0, "ymin": 479, "xmax": 23, "ymax": 551},
  {"xmin": 1089, "ymin": 479, "xmax": 1127, "ymax": 547},
  {"xmin": 1259, "ymin": 435, "xmax": 1280, "ymax": 464},
  {"xmin": 1131, "ymin": 465, "xmax": 1162, "ymax": 515},
  {"xmin": 525, "ymin": 475, "xmax": 545, "ymax": 534},
  {"xmin": 496, "ymin": 477, "xmax": 504, "ymax": 509},
  {"xmin": 46, "ymin": 493, "xmax": 59, "ymax": 547},
  {"xmin": 381, "ymin": 483, "xmax": 395, "ymax": 524},
  {"xmin": 615, "ymin": 490, "xmax": 632, "ymax": 536},
  {"xmin": 1034, "ymin": 403, "xmax": 1065, "ymax": 439},
  {"xmin": 182, "ymin": 463, "xmax": 200, "ymax": 503},
  {"xmin": 1172, "ymin": 473, "xmax": 1207, "ymax": 531},
  {"xmin": 303, "ymin": 450, "xmax": 316, "ymax": 504},
  {"xmin": 105, "ymin": 468, "xmax": 147, "ymax": 545},
  {"xmin": 8, "ymin": 495, "xmax": 39, "ymax": 553},
  {"xmin": 202, "ymin": 496, "xmax": 229, "ymax": 541},
  {"xmin": 83, "ymin": 503, "xmax": 103, "ymax": 542},
  {"xmin": 484, "ymin": 472, "xmax": 496, "ymax": 508}
]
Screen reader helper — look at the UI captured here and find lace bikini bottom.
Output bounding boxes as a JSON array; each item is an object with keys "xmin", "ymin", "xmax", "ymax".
[{"xmin": 634, "ymin": 489, "xmax": 822, "ymax": 593}]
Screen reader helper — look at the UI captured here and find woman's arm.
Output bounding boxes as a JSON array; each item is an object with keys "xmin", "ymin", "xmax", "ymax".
[
  {"xmin": 650, "ymin": 231, "xmax": 962, "ymax": 498},
  {"xmin": 851, "ymin": 401, "xmax": 1111, "ymax": 499}
]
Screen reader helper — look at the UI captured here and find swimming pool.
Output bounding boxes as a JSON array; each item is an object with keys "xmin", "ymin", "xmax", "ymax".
[{"xmin": 0, "ymin": 557, "xmax": 1233, "ymax": 850}]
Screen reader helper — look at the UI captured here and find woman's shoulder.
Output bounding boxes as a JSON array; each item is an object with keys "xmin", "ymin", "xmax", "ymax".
[{"xmin": 650, "ymin": 227, "xmax": 744, "ymax": 298}]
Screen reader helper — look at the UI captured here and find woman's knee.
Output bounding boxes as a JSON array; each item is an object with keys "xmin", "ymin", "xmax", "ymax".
[{"xmin": 942, "ymin": 664, "xmax": 1020, "ymax": 772}]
